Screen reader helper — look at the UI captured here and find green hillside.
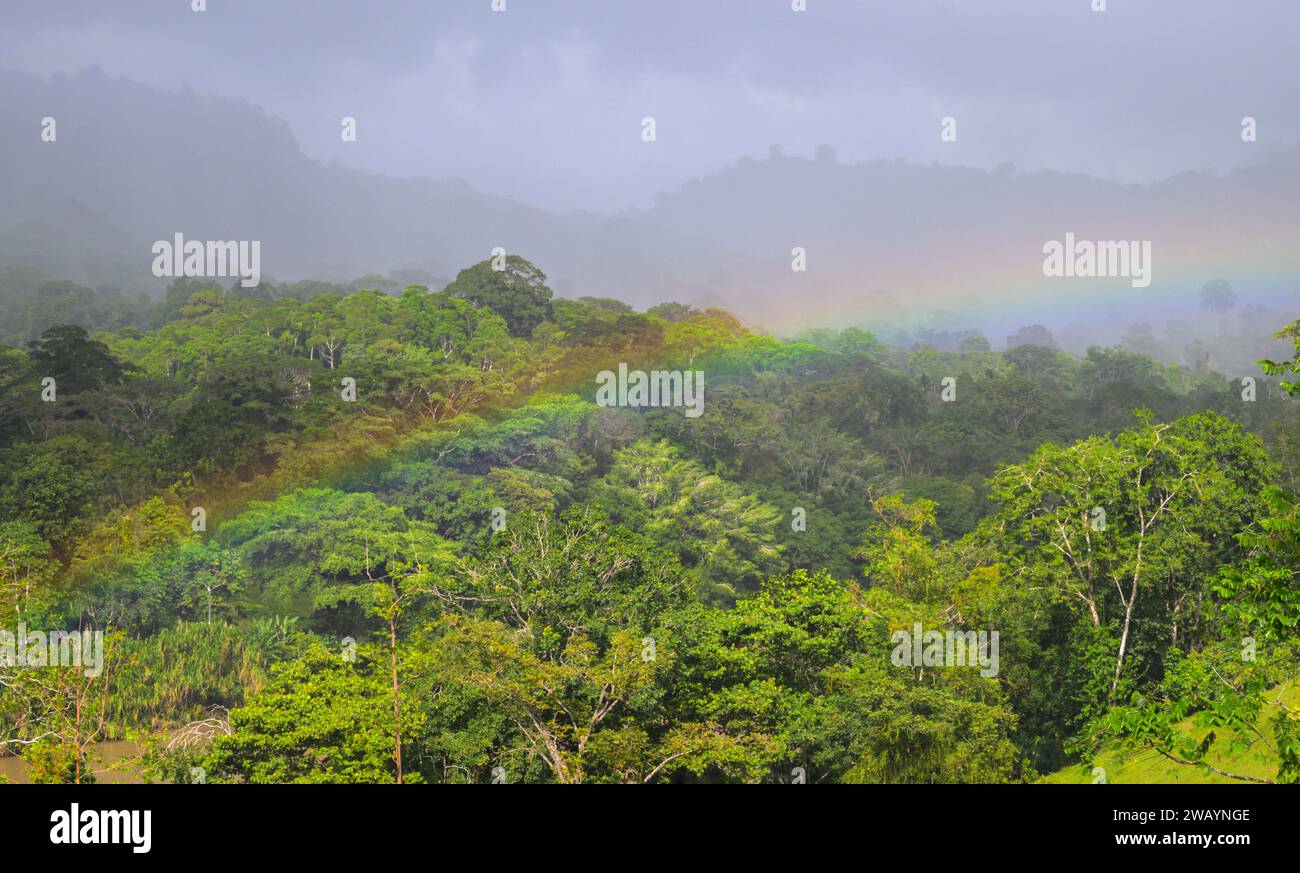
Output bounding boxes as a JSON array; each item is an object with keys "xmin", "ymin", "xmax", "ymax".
[{"xmin": 1043, "ymin": 681, "xmax": 1300, "ymax": 784}]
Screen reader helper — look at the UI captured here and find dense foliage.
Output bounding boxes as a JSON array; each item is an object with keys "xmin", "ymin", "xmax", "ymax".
[{"xmin": 1, "ymin": 258, "xmax": 1297, "ymax": 783}]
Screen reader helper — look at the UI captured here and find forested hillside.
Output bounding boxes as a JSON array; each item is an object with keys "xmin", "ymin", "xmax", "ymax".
[
  {"xmin": 5, "ymin": 67, "xmax": 1300, "ymax": 339},
  {"xmin": 1, "ymin": 257, "xmax": 1297, "ymax": 783}
]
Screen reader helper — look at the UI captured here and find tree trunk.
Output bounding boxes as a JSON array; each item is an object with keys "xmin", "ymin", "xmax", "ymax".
[{"xmin": 389, "ymin": 616, "xmax": 403, "ymax": 784}]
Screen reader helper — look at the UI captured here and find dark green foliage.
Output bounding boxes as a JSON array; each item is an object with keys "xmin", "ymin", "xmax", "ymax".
[
  {"xmin": 443, "ymin": 255, "xmax": 553, "ymax": 337},
  {"xmin": 2, "ymin": 261, "xmax": 1297, "ymax": 784}
]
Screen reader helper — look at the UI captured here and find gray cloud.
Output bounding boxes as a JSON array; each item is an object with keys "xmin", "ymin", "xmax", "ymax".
[{"xmin": 3, "ymin": 0, "xmax": 1298, "ymax": 211}]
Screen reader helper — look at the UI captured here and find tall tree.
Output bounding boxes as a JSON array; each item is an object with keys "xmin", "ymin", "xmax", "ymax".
[
  {"xmin": 26, "ymin": 325, "xmax": 129, "ymax": 394},
  {"xmin": 1198, "ymin": 278, "xmax": 1237, "ymax": 315},
  {"xmin": 989, "ymin": 412, "xmax": 1273, "ymax": 704},
  {"xmin": 444, "ymin": 256, "xmax": 553, "ymax": 338}
]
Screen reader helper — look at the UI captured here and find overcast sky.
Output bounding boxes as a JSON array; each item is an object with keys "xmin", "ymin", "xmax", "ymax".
[{"xmin": 4, "ymin": 0, "xmax": 1297, "ymax": 213}]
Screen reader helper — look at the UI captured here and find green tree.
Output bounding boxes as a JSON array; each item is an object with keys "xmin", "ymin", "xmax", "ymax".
[
  {"xmin": 0, "ymin": 519, "xmax": 56, "ymax": 611},
  {"xmin": 1260, "ymin": 317, "xmax": 1300, "ymax": 396},
  {"xmin": 26, "ymin": 325, "xmax": 129, "ymax": 394},
  {"xmin": 428, "ymin": 616, "xmax": 658, "ymax": 783},
  {"xmin": 591, "ymin": 440, "xmax": 785, "ymax": 602},
  {"xmin": 989, "ymin": 411, "xmax": 1273, "ymax": 706},
  {"xmin": 205, "ymin": 644, "xmax": 424, "ymax": 783},
  {"xmin": 444, "ymin": 256, "xmax": 553, "ymax": 337}
]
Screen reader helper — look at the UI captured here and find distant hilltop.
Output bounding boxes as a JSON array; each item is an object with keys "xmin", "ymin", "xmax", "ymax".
[{"xmin": 2, "ymin": 67, "xmax": 1298, "ymax": 333}]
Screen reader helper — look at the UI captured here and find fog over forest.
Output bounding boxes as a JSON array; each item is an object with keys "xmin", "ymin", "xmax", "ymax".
[{"xmin": 1, "ymin": 65, "xmax": 1296, "ymax": 376}]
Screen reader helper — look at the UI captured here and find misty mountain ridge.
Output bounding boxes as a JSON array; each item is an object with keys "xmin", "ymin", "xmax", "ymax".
[{"xmin": 2, "ymin": 67, "xmax": 1296, "ymax": 349}]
